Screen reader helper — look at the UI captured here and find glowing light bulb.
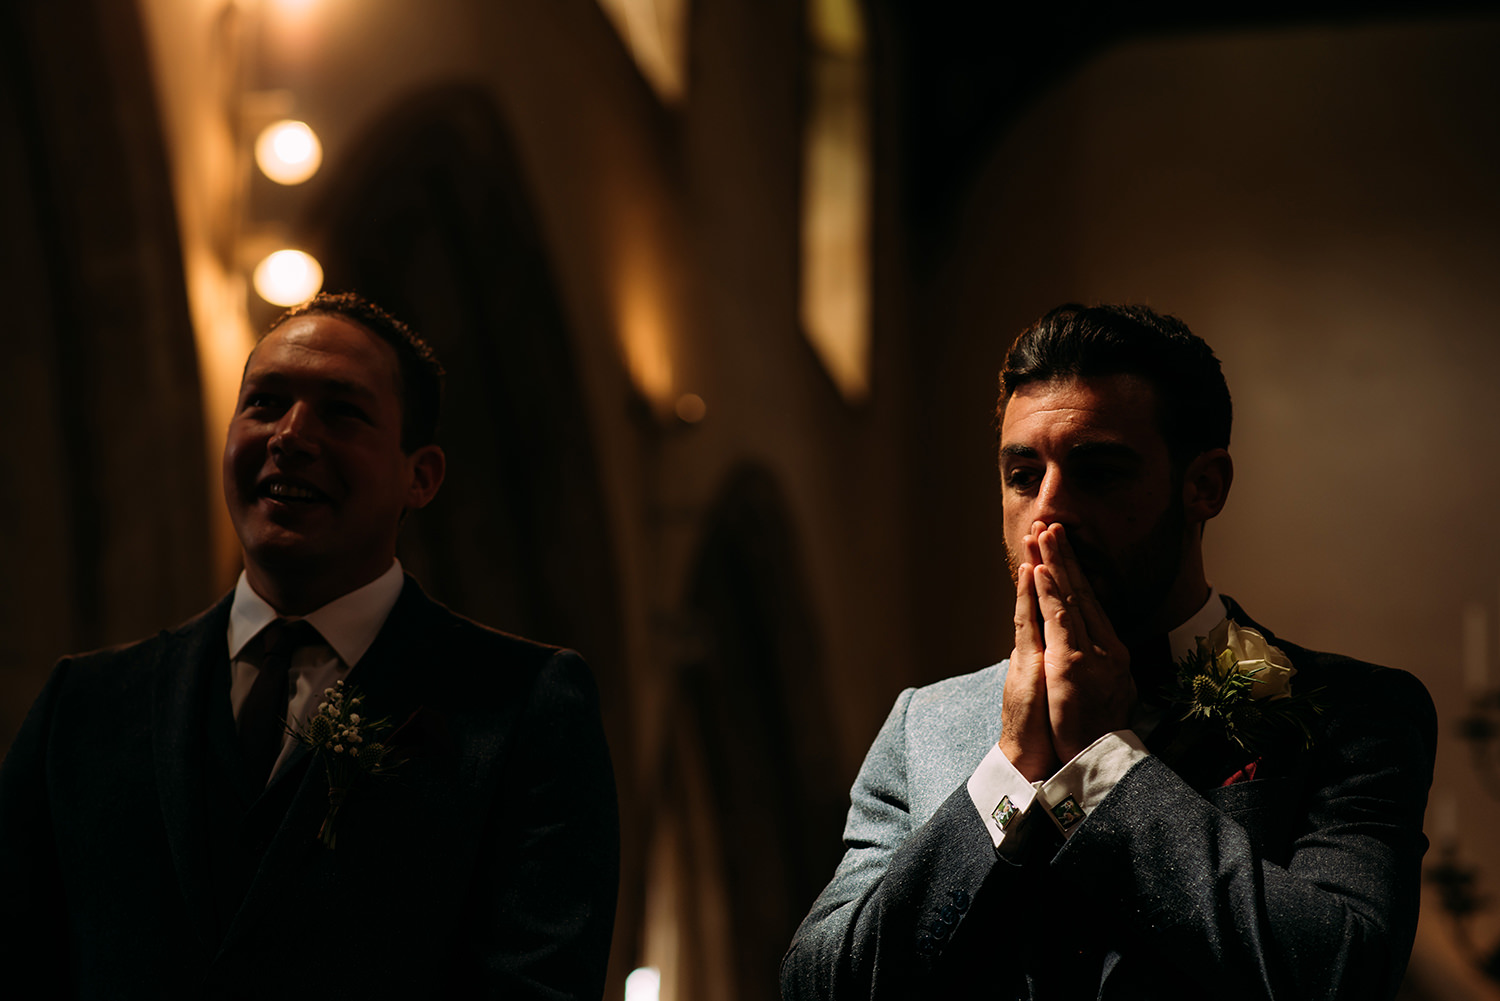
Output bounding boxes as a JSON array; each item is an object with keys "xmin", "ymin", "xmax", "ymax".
[
  {"xmin": 253, "ymin": 249, "xmax": 323, "ymax": 306},
  {"xmin": 624, "ymin": 967, "xmax": 660, "ymax": 1001},
  {"xmin": 255, "ymin": 120, "xmax": 322, "ymax": 185}
]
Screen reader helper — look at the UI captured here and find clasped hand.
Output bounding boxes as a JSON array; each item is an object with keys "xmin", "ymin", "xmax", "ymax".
[{"xmin": 999, "ymin": 522, "xmax": 1135, "ymax": 782}]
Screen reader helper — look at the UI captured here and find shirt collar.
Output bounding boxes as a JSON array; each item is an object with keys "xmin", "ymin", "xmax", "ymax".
[
  {"xmin": 227, "ymin": 560, "xmax": 406, "ymax": 667},
  {"xmin": 1166, "ymin": 587, "xmax": 1228, "ymax": 664}
]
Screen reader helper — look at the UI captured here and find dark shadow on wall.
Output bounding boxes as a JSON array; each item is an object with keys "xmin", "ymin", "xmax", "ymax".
[
  {"xmin": 303, "ymin": 84, "xmax": 621, "ymax": 664},
  {"xmin": 299, "ymin": 81, "xmax": 637, "ymax": 989},
  {"xmin": 680, "ymin": 464, "xmax": 848, "ymax": 1000}
]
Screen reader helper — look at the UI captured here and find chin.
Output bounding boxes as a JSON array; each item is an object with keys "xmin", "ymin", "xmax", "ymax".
[{"xmin": 242, "ymin": 533, "xmax": 325, "ymax": 570}]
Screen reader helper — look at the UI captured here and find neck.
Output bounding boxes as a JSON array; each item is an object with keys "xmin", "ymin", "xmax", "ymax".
[
  {"xmin": 1120, "ymin": 530, "xmax": 1212, "ymax": 644},
  {"xmin": 1149, "ymin": 571, "xmax": 1212, "ymax": 640},
  {"xmin": 243, "ymin": 559, "xmax": 392, "ymax": 616},
  {"xmin": 1124, "ymin": 568, "xmax": 1210, "ymax": 698}
]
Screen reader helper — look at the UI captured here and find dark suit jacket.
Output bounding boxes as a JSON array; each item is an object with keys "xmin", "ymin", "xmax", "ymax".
[
  {"xmin": 780, "ymin": 599, "xmax": 1436, "ymax": 1000},
  {"xmin": 0, "ymin": 576, "xmax": 619, "ymax": 999}
]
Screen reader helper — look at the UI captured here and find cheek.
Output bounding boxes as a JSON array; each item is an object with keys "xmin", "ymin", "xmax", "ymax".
[
  {"xmin": 345, "ymin": 451, "xmax": 406, "ymax": 499},
  {"xmin": 222, "ymin": 433, "xmax": 249, "ymax": 483},
  {"xmin": 1000, "ymin": 499, "xmax": 1030, "ymax": 549},
  {"xmin": 222, "ymin": 428, "xmax": 267, "ymax": 489},
  {"xmin": 1001, "ymin": 490, "xmax": 1041, "ymax": 528},
  {"xmin": 1110, "ymin": 495, "xmax": 1173, "ymax": 545}
]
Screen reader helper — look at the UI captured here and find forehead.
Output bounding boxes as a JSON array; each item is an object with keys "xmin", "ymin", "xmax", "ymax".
[
  {"xmin": 1000, "ymin": 374, "xmax": 1165, "ymax": 451},
  {"xmin": 245, "ymin": 313, "xmax": 401, "ymax": 398}
]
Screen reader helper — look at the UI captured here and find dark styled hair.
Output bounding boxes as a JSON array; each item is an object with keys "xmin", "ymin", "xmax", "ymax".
[
  {"xmin": 997, "ymin": 303, "xmax": 1231, "ymax": 464},
  {"xmin": 266, "ymin": 292, "xmax": 445, "ymax": 452}
]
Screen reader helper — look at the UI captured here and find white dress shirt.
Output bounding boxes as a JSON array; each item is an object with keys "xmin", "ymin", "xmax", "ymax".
[
  {"xmin": 967, "ymin": 589, "xmax": 1230, "ymax": 855},
  {"xmin": 227, "ymin": 560, "xmax": 406, "ymax": 784}
]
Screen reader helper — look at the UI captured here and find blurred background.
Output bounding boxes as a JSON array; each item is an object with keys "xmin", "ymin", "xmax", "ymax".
[{"xmin": 5, "ymin": 0, "xmax": 1500, "ymax": 998}]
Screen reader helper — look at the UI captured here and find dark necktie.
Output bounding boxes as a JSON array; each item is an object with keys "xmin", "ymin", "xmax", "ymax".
[{"xmin": 238, "ymin": 619, "xmax": 322, "ymax": 789}]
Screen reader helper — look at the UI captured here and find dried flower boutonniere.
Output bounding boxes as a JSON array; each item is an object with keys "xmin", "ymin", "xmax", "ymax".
[
  {"xmin": 287, "ymin": 680, "xmax": 394, "ymax": 848},
  {"xmin": 1161, "ymin": 619, "xmax": 1324, "ymax": 759}
]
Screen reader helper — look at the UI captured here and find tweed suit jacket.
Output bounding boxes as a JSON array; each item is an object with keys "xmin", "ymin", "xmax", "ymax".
[
  {"xmin": 781, "ymin": 599, "xmax": 1436, "ymax": 1000},
  {"xmin": 0, "ymin": 575, "xmax": 619, "ymax": 1000}
]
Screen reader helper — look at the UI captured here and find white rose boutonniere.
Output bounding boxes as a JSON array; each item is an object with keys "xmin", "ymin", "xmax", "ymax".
[
  {"xmin": 1207, "ymin": 619, "xmax": 1296, "ymax": 700},
  {"xmin": 1163, "ymin": 619, "xmax": 1324, "ymax": 757}
]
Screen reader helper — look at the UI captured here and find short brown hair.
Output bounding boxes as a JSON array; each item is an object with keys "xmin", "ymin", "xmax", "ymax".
[
  {"xmin": 998, "ymin": 303, "xmax": 1231, "ymax": 465},
  {"xmin": 268, "ymin": 292, "xmax": 445, "ymax": 452}
]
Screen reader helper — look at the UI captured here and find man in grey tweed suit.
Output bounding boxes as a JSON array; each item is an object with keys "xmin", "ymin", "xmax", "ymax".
[{"xmin": 782, "ymin": 304, "xmax": 1436, "ymax": 1000}]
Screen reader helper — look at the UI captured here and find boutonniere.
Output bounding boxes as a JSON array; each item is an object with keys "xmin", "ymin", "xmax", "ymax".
[
  {"xmin": 1161, "ymin": 619, "xmax": 1324, "ymax": 758},
  {"xmin": 286, "ymin": 680, "xmax": 395, "ymax": 848}
]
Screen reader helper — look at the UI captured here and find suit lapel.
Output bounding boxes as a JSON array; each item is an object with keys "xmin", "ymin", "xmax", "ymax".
[
  {"xmin": 1222, "ymin": 595, "xmax": 1275, "ymax": 643},
  {"xmin": 151, "ymin": 593, "xmax": 235, "ymax": 949},
  {"xmin": 905, "ymin": 664, "xmax": 1006, "ymax": 825},
  {"xmin": 339, "ymin": 576, "xmax": 433, "ymax": 714},
  {"xmin": 1095, "ymin": 598, "xmax": 1313, "ymax": 998}
]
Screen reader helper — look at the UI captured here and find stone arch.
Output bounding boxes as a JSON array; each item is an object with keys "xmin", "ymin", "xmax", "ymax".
[
  {"xmin": 305, "ymin": 83, "xmax": 624, "ymax": 686},
  {"xmin": 666, "ymin": 463, "xmax": 846, "ymax": 1000}
]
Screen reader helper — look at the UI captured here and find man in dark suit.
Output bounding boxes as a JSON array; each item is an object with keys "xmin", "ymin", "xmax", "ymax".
[
  {"xmin": 0, "ymin": 293, "xmax": 619, "ymax": 998},
  {"xmin": 782, "ymin": 304, "xmax": 1436, "ymax": 1000}
]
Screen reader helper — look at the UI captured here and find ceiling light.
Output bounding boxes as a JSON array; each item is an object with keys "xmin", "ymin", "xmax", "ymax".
[
  {"xmin": 253, "ymin": 249, "xmax": 323, "ymax": 306},
  {"xmin": 255, "ymin": 120, "xmax": 322, "ymax": 185}
]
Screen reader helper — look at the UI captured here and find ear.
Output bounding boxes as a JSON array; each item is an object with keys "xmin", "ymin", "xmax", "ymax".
[
  {"xmin": 404, "ymin": 444, "xmax": 446, "ymax": 510},
  {"xmin": 1182, "ymin": 448, "xmax": 1233, "ymax": 524}
]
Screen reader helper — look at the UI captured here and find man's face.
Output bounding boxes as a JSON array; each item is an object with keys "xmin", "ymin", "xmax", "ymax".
[
  {"xmin": 999, "ymin": 374, "xmax": 1188, "ymax": 637},
  {"xmin": 223, "ymin": 313, "xmax": 433, "ymax": 601}
]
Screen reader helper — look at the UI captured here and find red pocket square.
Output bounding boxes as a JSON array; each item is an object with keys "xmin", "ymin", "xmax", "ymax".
[{"xmin": 1220, "ymin": 758, "xmax": 1261, "ymax": 787}]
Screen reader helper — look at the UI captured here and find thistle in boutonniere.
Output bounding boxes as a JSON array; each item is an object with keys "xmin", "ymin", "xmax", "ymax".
[
  {"xmin": 1161, "ymin": 619, "xmax": 1324, "ymax": 758},
  {"xmin": 287, "ymin": 680, "xmax": 394, "ymax": 848}
]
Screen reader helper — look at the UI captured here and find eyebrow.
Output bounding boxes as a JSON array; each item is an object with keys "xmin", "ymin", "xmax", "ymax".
[
  {"xmin": 998, "ymin": 441, "xmax": 1142, "ymax": 462},
  {"xmin": 1067, "ymin": 441, "xmax": 1142, "ymax": 462},
  {"xmin": 242, "ymin": 370, "xmax": 379, "ymax": 402}
]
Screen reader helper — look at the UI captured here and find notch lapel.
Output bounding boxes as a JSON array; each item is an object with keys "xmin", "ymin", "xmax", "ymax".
[
  {"xmin": 151, "ymin": 594, "xmax": 235, "ymax": 950},
  {"xmin": 1222, "ymin": 595, "xmax": 1275, "ymax": 643}
]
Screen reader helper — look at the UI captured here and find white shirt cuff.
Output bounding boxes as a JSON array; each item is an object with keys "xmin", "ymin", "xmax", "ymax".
[
  {"xmin": 967, "ymin": 742, "xmax": 1043, "ymax": 856},
  {"xmin": 1035, "ymin": 730, "xmax": 1150, "ymax": 839}
]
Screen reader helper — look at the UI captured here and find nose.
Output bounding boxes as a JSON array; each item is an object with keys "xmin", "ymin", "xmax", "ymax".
[
  {"xmin": 268, "ymin": 402, "xmax": 319, "ymax": 461},
  {"xmin": 1033, "ymin": 466, "xmax": 1076, "ymax": 527}
]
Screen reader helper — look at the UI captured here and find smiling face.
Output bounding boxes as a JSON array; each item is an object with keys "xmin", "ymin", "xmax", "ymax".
[
  {"xmin": 223, "ymin": 313, "xmax": 444, "ymax": 613},
  {"xmin": 999, "ymin": 374, "xmax": 1197, "ymax": 639}
]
